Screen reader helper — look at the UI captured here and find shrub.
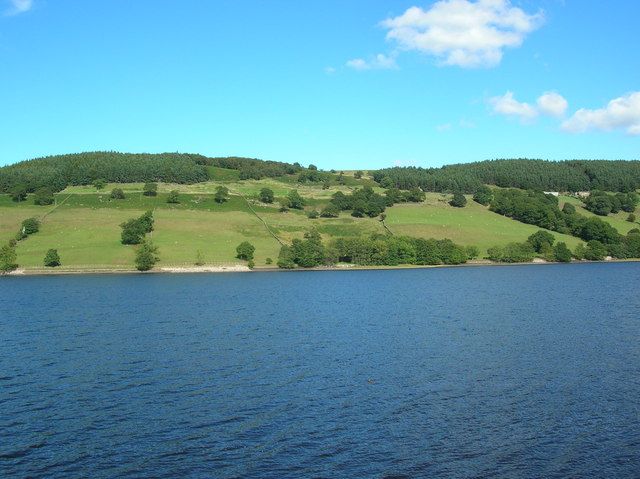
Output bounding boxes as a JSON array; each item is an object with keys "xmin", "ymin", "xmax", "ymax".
[
  {"xmin": 110, "ymin": 188, "xmax": 125, "ymax": 199},
  {"xmin": 527, "ymin": 230, "xmax": 556, "ymax": 253},
  {"xmin": 553, "ymin": 242, "xmax": 572, "ymax": 262},
  {"xmin": 215, "ymin": 186, "xmax": 229, "ymax": 203},
  {"xmin": 473, "ymin": 185, "xmax": 493, "ymax": 206},
  {"xmin": 287, "ymin": 190, "xmax": 306, "ymax": 209},
  {"xmin": 135, "ymin": 241, "xmax": 159, "ymax": 271},
  {"xmin": 247, "ymin": 260, "xmax": 255, "ymax": 269},
  {"xmin": 44, "ymin": 249, "xmax": 61, "ymax": 267},
  {"xmin": 449, "ymin": 192, "xmax": 467, "ymax": 208},
  {"xmin": 93, "ymin": 179, "xmax": 107, "ymax": 190},
  {"xmin": 167, "ymin": 190, "xmax": 180, "ymax": 204},
  {"xmin": 259, "ymin": 187, "xmax": 274, "ymax": 203},
  {"xmin": 584, "ymin": 240, "xmax": 607, "ymax": 261},
  {"xmin": 21, "ymin": 218, "xmax": 40, "ymax": 235},
  {"xmin": 195, "ymin": 250, "xmax": 205, "ymax": 266},
  {"xmin": 487, "ymin": 242, "xmax": 535, "ymax": 263},
  {"xmin": 0, "ymin": 244, "xmax": 18, "ymax": 273},
  {"xmin": 265, "ymin": 257, "xmax": 273, "ymax": 265},
  {"xmin": 628, "ymin": 213, "xmax": 636, "ymax": 223},
  {"xmin": 236, "ymin": 241, "xmax": 255, "ymax": 261},
  {"xmin": 143, "ymin": 182, "xmax": 158, "ymax": 197},
  {"xmin": 307, "ymin": 210, "xmax": 319, "ymax": 219},
  {"xmin": 320, "ymin": 203, "xmax": 340, "ymax": 218},
  {"xmin": 11, "ymin": 185, "xmax": 28, "ymax": 202},
  {"xmin": 34, "ymin": 187, "xmax": 54, "ymax": 206}
]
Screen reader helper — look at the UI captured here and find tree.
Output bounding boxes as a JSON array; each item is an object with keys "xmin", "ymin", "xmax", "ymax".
[
  {"xmin": 21, "ymin": 217, "xmax": 40, "ymax": 236},
  {"xmin": 287, "ymin": 190, "xmax": 305, "ymax": 209},
  {"xmin": 34, "ymin": 187, "xmax": 55, "ymax": 206},
  {"xmin": 135, "ymin": 241, "xmax": 159, "ymax": 271},
  {"xmin": 11, "ymin": 185, "xmax": 28, "ymax": 202},
  {"xmin": 562, "ymin": 203, "xmax": 576, "ymax": 215},
  {"xmin": 308, "ymin": 164, "xmax": 318, "ymax": 171},
  {"xmin": 265, "ymin": 257, "xmax": 273, "ymax": 265},
  {"xmin": 44, "ymin": 249, "xmax": 61, "ymax": 267},
  {"xmin": 259, "ymin": 187, "xmax": 274, "ymax": 203},
  {"xmin": 473, "ymin": 185, "xmax": 493, "ymax": 206},
  {"xmin": 236, "ymin": 241, "xmax": 255, "ymax": 261},
  {"xmin": 93, "ymin": 179, "xmax": 106, "ymax": 190},
  {"xmin": 628, "ymin": 213, "xmax": 636, "ymax": 223},
  {"xmin": 110, "ymin": 188, "xmax": 125, "ymax": 199},
  {"xmin": 143, "ymin": 182, "xmax": 158, "ymax": 197},
  {"xmin": 449, "ymin": 192, "xmax": 467, "ymax": 208},
  {"xmin": 0, "ymin": 244, "xmax": 18, "ymax": 273},
  {"xmin": 167, "ymin": 190, "xmax": 180, "ymax": 204},
  {"xmin": 405, "ymin": 187, "xmax": 426, "ymax": 203},
  {"xmin": 573, "ymin": 243, "xmax": 586, "ymax": 260},
  {"xmin": 583, "ymin": 240, "xmax": 607, "ymax": 261},
  {"xmin": 277, "ymin": 245, "xmax": 296, "ymax": 269},
  {"xmin": 214, "ymin": 186, "xmax": 229, "ymax": 204},
  {"xmin": 354, "ymin": 170, "xmax": 363, "ymax": 179},
  {"xmin": 307, "ymin": 210, "xmax": 319, "ymax": 219},
  {"xmin": 321, "ymin": 203, "xmax": 340, "ymax": 218},
  {"xmin": 121, "ymin": 212, "xmax": 153, "ymax": 245},
  {"xmin": 527, "ymin": 230, "xmax": 556, "ymax": 253},
  {"xmin": 553, "ymin": 242, "xmax": 572, "ymax": 262},
  {"xmin": 279, "ymin": 197, "xmax": 290, "ymax": 212}
]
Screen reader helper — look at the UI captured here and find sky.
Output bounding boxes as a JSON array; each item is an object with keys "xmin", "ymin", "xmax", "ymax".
[{"xmin": 0, "ymin": 0, "xmax": 639, "ymax": 169}]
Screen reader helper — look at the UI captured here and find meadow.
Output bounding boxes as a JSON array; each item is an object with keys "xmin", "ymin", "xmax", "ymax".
[{"xmin": 5, "ymin": 174, "xmax": 636, "ymax": 271}]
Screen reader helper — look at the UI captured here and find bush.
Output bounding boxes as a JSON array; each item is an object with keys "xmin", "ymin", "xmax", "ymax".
[
  {"xmin": 143, "ymin": 182, "xmax": 158, "ymax": 197},
  {"xmin": 320, "ymin": 203, "xmax": 340, "ymax": 218},
  {"xmin": 562, "ymin": 202, "xmax": 576, "ymax": 215},
  {"xmin": 628, "ymin": 213, "xmax": 636, "ymax": 223},
  {"xmin": 573, "ymin": 243, "xmax": 586, "ymax": 260},
  {"xmin": 236, "ymin": 241, "xmax": 255, "ymax": 261},
  {"xmin": 215, "ymin": 186, "xmax": 229, "ymax": 203},
  {"xmin": 110, "ymin": 188, "xmax": 125, "ymax": 199},
  {"xmin": 259, "ymin": 187, "xmax": 274, "ymax": 203},
  {"xmin": 354, "ymin": 170, "xmax": 363, "ymax": 179},
  {"xmin": 0, "ymin": 244, "xmax": 18, "ymax": 273},
  {"xmin": 449, "ymin": 192, "xmax": 467, "ymax": 208},
  {"xmin": 167, "ymin": 190, "xmax": 180, "ymax": 204},
  {"xmin": 277, "ymin": 245, "xmax": 296, "ymax": 269},
  {"xmin": 21, "ymin": 217, "xmax": 40, "ymax": 235},
  {"xmin": 11, "ymin": 185, "xmax": 28, "ymax": 202},
  {"xmin": 487, "ymin": 242, "xmax": 535, "ymax": 263},
  {"xmin": 473, "ymin": 185, "xmax": 493, "ymax": 206},
  {"xmin": 44, "ymin": 249, "xmax": 61, "ymax": 267},
  {"xmin": 527, "ymin": 230, "xmax": 556, "ymax": 253},
  {"xmin": 247, "ymin": 260, "xmax": 255, "ymax": 269},
  {"xmin": 34, "ymin": 187, "xmax": 55, "ymax": 206},
  {"xmin": 307, "ymin": 210, "xmax": 319, "ymax": 219},
  {"xmin": 553, "ymin": 242, "xmax": 572, "ymax": 262},
  {"xmin": 121, "ymin": 211, "xmax": 154, "ymax": 245},
  {"xmin": 195, "ymin": 250, "xmax": 205, "ymax": 266},
  {"xmin": 287, "ymin": 190, "xmax": 306, "ymax": 209},
  {"xmin": 135, "ymin": 241, "xmax": 159, "ymax": 271},
  {"xmin": 584, "ymin": 240, "xmax": 607, "ymax": 261},
  {"xmin": 265, "ymin": 257, "xmax": 273, "ymax": 265},
  {"xmin": 279, "ymin": 197, "xmax": 290, "ymax": 212},
  {"xmin": 93, "ymin": 179, "xmax": 106, "ymax": 190}
]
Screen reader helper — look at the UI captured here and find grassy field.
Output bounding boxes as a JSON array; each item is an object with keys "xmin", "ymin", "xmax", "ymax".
[
  {"xmin": 7, "ymin": 184, "xmax": 639, "ymax": 271},
  {"xmin": 559, "ymin": 195, "xmax": 639, "ymax": 235},
  {"xmin": 385, "ymin": 194, "xmax": 583, "ymax": 253}
]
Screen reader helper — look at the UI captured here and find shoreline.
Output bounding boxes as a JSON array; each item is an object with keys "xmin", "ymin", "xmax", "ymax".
[{"xmin": 4, "ymin": 258, "xmax": 639, "ymax": 276}]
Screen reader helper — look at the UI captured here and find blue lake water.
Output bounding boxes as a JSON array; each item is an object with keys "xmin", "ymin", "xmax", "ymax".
[{"xmin": 1, "ymin": 263, "xmax": 639, "ymax": 478}]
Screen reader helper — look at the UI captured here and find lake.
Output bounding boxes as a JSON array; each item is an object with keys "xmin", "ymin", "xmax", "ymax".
[{"xmin": 1, "ymin": 263, "xmax": 639, "ymax": 478}]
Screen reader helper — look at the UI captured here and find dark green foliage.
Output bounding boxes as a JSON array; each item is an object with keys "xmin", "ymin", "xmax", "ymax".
[
  {"xmin": 259, "ymin": 187, "xmax": 274, "ymax": 203},
  {"xmin": 290, "ymin": 229, "xmax": 325, "ymax": 267},
  {"xmin": 195, "ymin": 250, "xmax": 205, "ymax": 266},
  {"xmin": 583, "ymin": 191, "xmax": 638, "ymax": 216},
  {"xmin": 93, "ymin": 178, "xmax": 107, "ymax": 190},
  {"xmin": 265, "ymin": 257, "xmax": 273, "ymax": 265},
  {"xmin": 0, "ymin": 152, "xmax": 209, "ymax": 194},
  {"xmin": 562, "ymin": 202, "xmax": 576, "ymax": 215},
  {"xmin": 627, "ymin": 213, "xmax": 636, "ymax": 223},
  {"xmin": 553, "ymin": 242, "xmax": 572, "ymax": 262},
  {"xmin": 247, "ymin": 260, "xmax": 255, "ymax": 269},
  {"xmin": 308, "ymin": 164, "xmax": 318, "ymax": 171},
  {"xmin": 236, "ymin": 241, "xmax": 255, "ymax": 261},
  {"xmin": 527, "ymin": 230, "xmax": 556, "ymax": 252},
  {"xmin": 576, "ymin": 217, "xmax": 621, "ymax": 244},
  {"xmin": 449, "ymin": 192, "xmax": 467, "ymax": 208},
  {"xmin": 287, "ymin": 190, "xmax": 306, "ymax": 209},
  {"xmin": 307, "ymin": 209, "xmax": 319, "ymax": 219},
  {"xmin": 465, "ymin": 245, "xmax": 480, "ymax": 259},
  {"xmin": 354, "ymin": 170, "xmax": 363, "ymax": 179},
  {"xmin": 330, "ymin": 187, "xmax": 386, "ymax": 218},
  {"xmin": 167, "ymin": 190, "xmax": 180, "ymax": 204},
  {"xmin": 277, "ymin": 245, "xmax": 296, "ymax": 269},
  {"xmin": 135, "ymin": 241, "xmax": 159, "ymax": 271},
  {"xmin": 298, "ymin": 169, "xmax": 331, "ymax": 183},
  {"xmin": 278, "ymin": 197, "xmax": 290, "ymax": 212},
  {"xmin": 487, "ymin": 242, "xmax": 535, "ymax": 263},
  {"xmin": 0, "ymin": 244, "xmax": 18, "ymax": 273},
  {"xmin": 44, "ymin": 249, "xmax": 61, "ymax": 267},
  {"xmin": 473, "ymin": 185, "xmax": 493, "ymax": 205},
  {"xmin": 197, "ymin": 156, "xmax": 305, "ymax": 180},
  {"xmin": 320, "ymin": 203, "xmax": 340, "ymax": 218},
  {"xmin": 21, "ymin": 217, "xmax": 40, "ymax": 236},
  {"xmin": 405, "ymin": 187, "xmax": 426, "ymax": 203},
  {"xmin": 214, "ymin": 186, "xmax": 229, "ymax": 204},
  {"xmin": 11, "ymin": 185, "xmax": 28, "ymax": 202},
  {"xmin": 33, "ymin": 187, "xmax": 55, "ymax": 206},
  {"xmin": 584, "ymin": 240, "xmax": 607, "ymax": 261},
  {"xmin": 373, "ymin": 159, "xmax": 640, "ymax": 193},
  {"xmin": 121, "ymin": 211, "xmax": 154, "ymax": 245},
  {"xmin": 110, "ymin": 188, "xmax": 125, "ymax": 199},
  {"xmin": 384, "ymin": 187, "xmax": 424, "ymax": 206},
  {"xmin": 573, "ymin": 243, "xmax": 586, "ymax": 260},
  {"xmin": 143, "ymin": 182, "xmax": 158, "ymax": 197}
]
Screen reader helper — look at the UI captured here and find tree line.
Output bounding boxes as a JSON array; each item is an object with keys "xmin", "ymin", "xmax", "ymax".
[{"xmin": 373, "ymin": 159, "xmax": 640, "ymax": 193}]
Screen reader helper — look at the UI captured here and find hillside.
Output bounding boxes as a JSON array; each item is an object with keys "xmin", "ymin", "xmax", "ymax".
[{"xmin": 1, "ymin": 154, "xmax": 640, "ymax": 273}]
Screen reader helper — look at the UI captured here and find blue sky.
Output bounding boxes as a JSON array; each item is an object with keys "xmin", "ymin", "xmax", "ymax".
[{"xmin": 1, "ymin": 0, "xmax": 639, "ymax": 169}]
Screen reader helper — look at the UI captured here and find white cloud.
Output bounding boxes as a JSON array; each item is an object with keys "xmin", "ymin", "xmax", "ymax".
[
  {"xmin": 537, "ymin": 91, "xmax": 568, "ymax": 117},
  {"xmin": 5, "ymin": 0, "xmax": 33, "ymax": 16},
  {"xmin": 381, "ymin": 0, "xmax": 543, "ymax": 68},
  {"xmin": 489, "ymin": 91, "xmax": 537, "ymax": 121},
  {"xmin": 561, "ymin": 92, "xmax": 640, "ymax": 135},
  {"xmin": 436, "ymin": 123, "xmax": 452, "ymax": 132},
  {"xmin": 346, "ymin": 53, "xmax": 397, "ymax": 71}
]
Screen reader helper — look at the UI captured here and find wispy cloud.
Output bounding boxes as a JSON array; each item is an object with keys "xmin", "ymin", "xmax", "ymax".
[
  {"xmin": 5, "ymin": 0, "xmax": 33, "ymax": 16},
  {"xmin": 561, "ymin": 92, "xmax": 640, "ymax": 136},
  {"xmin": 346, "ymin": 53, "xmax": 397, "ymax": 71},
  {"xmin": 380, "ymin": 0, "xmax": 543, "ymax": 68}
]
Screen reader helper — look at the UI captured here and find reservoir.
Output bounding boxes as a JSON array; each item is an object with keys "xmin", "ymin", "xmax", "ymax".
[{"xmin": 1, "ymin": 263, "xmax": 639, "ymax": 478}]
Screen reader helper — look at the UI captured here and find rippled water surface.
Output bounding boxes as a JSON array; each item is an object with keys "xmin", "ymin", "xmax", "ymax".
[{"xmin": 1, "ymin": 263, "xmax": 639, "ymax": 478}]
